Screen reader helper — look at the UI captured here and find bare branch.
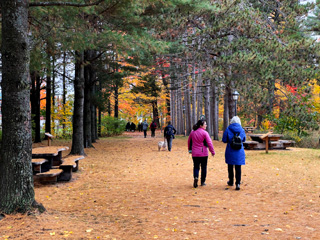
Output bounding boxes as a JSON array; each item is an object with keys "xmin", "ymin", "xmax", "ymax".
[{"xmin": 29, "ymin": 0, "xmax": 104, "ymax": 7}]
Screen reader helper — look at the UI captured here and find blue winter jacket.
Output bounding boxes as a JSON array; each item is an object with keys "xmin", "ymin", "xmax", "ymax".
[{"xmin": 222, "ymin": 123, "xmax": 246, "ymax": 165}]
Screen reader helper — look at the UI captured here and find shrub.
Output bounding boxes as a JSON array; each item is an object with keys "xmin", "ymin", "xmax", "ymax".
[{"xmin": 100, "ymin": 116, "xmax": 126, "ymax": 137}]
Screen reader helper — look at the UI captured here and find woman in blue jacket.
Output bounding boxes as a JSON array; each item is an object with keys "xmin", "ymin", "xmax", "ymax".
[{"xmin": 222, "ymin": 116, "xmax": 246, "ymax": 190}]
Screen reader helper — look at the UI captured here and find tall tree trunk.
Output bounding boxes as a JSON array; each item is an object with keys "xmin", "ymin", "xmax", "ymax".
[
  {"xmin": 212, "ymin": 80, "xmax": 219, "ymax": 140},
  {"xmin": 0, "ymin": 0, "xmax": 35, "ymax": 214},
  {"xmin": 83, "ymin": 51, "xmax": 92, "ymax": 148},
  {"xmin": 45, "ymin": 45, "xmax": 51, "ymax": 136},
  {"xmin": 71, "ymin": 51, "xmax": 85, "ymax": 155},
  {"xmin": 177, "ymin": 78, "xmax": 183, "ymax": 134},
  {"xmin": 52, "ymin": 54, "xmax": 56, "ymax": 111},
  {"xmin": 191, "ymin": 66, "xmax": 197, "ymax": 125},
  {"xmin": 62, "ymin": 51, "xmax": 67, "ymax": 135},
  {"xmin": 114, "ymin": 83, "xmax": 119, "ymax": 118},
  {"xmin": 223, "ymin": 86, "xmax": 230, "ymax": 132},
  {"xmin": 152, "ymin": 100, "xmax": 160, "ymax": 127},
  {"xmin": 204, "ymin": 79, "xmax": 211, "ymax": 135},
  {"xmin": 185, "ymin": 78, "xmax": 192, "ymax": 136},
  {"xmin": 31, "ymin": 71, "xmax": 41, "ymax": 143},
  {"xmin": 161, "ymin": 73, "xmax": 171, "ymax": 122},
  {"xmin": 98, "ymin": 108, "xmax": 102, "ymax": 137},
  {"xmin": 197, "ymin": 72, "xmax": 203, "ymax": 121}
]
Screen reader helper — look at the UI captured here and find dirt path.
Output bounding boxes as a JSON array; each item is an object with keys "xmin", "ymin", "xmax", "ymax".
[{"xmin": 1, "ymin": 130, "xmax": 319, "ymax": 239}]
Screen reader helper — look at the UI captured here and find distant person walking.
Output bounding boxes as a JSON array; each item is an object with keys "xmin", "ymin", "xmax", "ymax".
[
  {"xmin": 150, "ymin": 121, "xmax": 157, "ymax": 137},
  {"xmin": 142, "ymin": 119, "xmax": 148, "ymax": 138},
  {"xmin": 130, "ymin": 122, "xmax": 136, "ymax": 132},
  {"xmin": 188, "ymin": 119, "xmax": 215, "ymax": 188},
  {"xmin": 138, "ymin": 122, "xmax": 142, "ymax": 132},
  {"xmin": 222, "ymin": 116, "xmax": 246, "ymax": 190},
  {"xmin": 164, "ymin": 121, "xmax": 177, "ymax": 151},
  {"xmin": 126, "ymin": 122, "xmax": 131, "ymax": 132}
]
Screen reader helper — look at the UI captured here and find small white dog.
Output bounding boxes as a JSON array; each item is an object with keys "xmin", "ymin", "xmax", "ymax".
[{"xmin": 158, "ymin": 139, "xmax": 167, "ymax": 151}]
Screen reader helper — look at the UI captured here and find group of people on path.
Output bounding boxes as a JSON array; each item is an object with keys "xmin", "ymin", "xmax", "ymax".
[
  {"xmin": 140, "ymin": 119, "xmax": 158, "ymax": 138},
  {"xmin": 187, "ymin": 116, "xmax": 246, "ymax": 190},
  {"xmin": 134, "ymin": 116, "xmax": 246, "ymax": 190}
]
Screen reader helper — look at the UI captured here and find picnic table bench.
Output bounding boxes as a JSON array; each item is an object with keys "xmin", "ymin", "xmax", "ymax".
[
  {"xmin": 32, "ymin": 146, "xmax": 69, "ymax": 167},
  {"xmin": 58, "ymin": 155, "xmax": 85, "ymax": 181},
  {"xmin": 34, "ymin": 169, "xmax": 63, "ymax": 183},
  {"xmin": 32, "ymin": 146, "xmax": 69, "ymax": 183},
  {"xmin": 31, "ymin": 158, "xmax": 48, "ymax": 174},
  {"xmin": 243, "ymin": 132, "xmax": 295, "ymax": 152}
]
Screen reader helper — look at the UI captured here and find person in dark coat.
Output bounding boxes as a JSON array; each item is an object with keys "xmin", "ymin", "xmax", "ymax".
[
  {"xmin": 150, "ymin": 121, "xmax": 157, "ymax": 137},
  {"xmin": 126, "ymin": 122, "xmax": 131, "ymax": 132},
  {"xmin": 142, "ymin": 119, "xmax": 148, "ymax": 138},
  {"xmin": 138, "ymin": 122, "xmax": 142, "ymax": 132},
  {"xmin": 222, "ymin": 116, "xmax": 246, "ymax": 190},
  {"xmin": 130, "ymin": 122, "xmax": 136, "ymax": 132},
  {"xmin": 164, "ymin": 121, "xmax": 177, "ymax": 151}
]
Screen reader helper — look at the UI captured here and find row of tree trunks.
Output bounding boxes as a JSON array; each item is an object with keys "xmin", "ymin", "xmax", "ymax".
[{"xmin": 169, "ymin": 73, "xmax": 239, "ymax": 140}]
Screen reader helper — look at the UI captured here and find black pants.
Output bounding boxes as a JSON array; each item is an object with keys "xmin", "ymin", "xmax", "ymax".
[
  {"xmin": 193, "ymin": 156, "xmax": 208, "ymax": 184},
  {"xmin": 151, "ymin": 129, "xmax": 155, "ymax": 137},
  {"xmin": 228, "ymin": 164, "xmax": 241, "ymax": 185},
  {"xmin": 143, "ymin": 130, "xmax": 147, "ymax": 138}
]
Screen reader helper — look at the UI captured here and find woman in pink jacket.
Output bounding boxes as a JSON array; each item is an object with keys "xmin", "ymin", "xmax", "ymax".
[{"xmin": 188, "ymin": 120, "xmax": 215, "ymax": 188}]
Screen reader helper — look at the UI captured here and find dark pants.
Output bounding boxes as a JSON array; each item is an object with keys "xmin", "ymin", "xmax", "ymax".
[
  {"xmin": 228, "ymin": 164, "xmax": 241, "ymax": 185},
  {"xmin": 151, "ymin": 129, "xmax": 155, "ymax": 137},
  {"xmin": 193, "ymin": 156, "xmax": 208, "ymax": 184},
  {"xmin": 143, "ymin": 130, "xmax": 147, "ymax": 138},
  {"xmin": 166, "ymin": 136, "xmax": 173, "ymax": 151}
]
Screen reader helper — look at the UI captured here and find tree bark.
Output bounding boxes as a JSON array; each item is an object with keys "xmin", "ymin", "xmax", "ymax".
[
  {"xmin": 70, "ymin": 51, "xmax": 85, "ymax": 155},
  {"xmin": 223, "ymin": 86, "xmax": 230, "ymax": 132},
  {"xmin": 114, "ymin": 83, "xmax": 119, "ymax": 118},
  {"xmin": 62, "ymin": 51, "xmax": 67, "ymax": 135},
  {"xmin": 0, "ymin": 0, "xmax": 35, "ymax": 214},
  {"xmin": 45, "ymin": 43, "xmax": 51, "ymax": 136},
  {"xmin": 83, "ymin": 51, "xmax": 93, "ymax": 148},
  {"xmin": 212, "ymin": 80, "xmax": 219, "ymax": 140},
  {"xmin": 204, "ymin": 79, "xmax": 211, "ymax": 135},
  {"xmin": 31, "ymin": 71, "xmax": 41, "ymax": 143},
  {"xmin": 185, "ymin": 77, "xmax": 192, "ymax": 136}
]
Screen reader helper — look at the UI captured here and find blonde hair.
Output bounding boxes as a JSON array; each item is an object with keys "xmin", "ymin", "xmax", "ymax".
[{"xmin": 230, "ymin": 116, "xmax": 241, "ymax": 126}]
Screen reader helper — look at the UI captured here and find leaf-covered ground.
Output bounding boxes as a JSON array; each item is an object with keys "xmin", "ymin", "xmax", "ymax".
[{"xmin": 0, "ymin": 130, "xmax": 319, "ymax": 239}]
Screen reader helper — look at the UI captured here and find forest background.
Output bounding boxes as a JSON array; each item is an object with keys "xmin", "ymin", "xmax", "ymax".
[{"xmin": 1, "ymin": 0, "xmax": 320, "ymax": 214}]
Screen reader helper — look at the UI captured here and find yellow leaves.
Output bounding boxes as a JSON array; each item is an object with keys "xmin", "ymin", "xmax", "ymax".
[
  {"xmin": 63, "ymin": 231, "xmax": 73, "ymax": 237},
  {"xmin": 50, "ymin": 232, "xmax": 55, "ymax": 236},
  {"xmin": 86, "ymin": 229, "xmax": 93, "ymax": 233}
]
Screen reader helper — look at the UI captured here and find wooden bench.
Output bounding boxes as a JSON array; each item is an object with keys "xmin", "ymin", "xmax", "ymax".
[
  {"xmin": 31, "ymin": 158, "xmax": 48, "ymax": 174},
  {"xmin": 34, "ymin": 169, "xmax": 63, "ymax": 183},
  {"xmin": 58, "ymin": 155, "xmax": 85, "ymax": 181},
  {"xmin": 270, "ymin": 140, "xmax": 295, "ymax": 149},
  {"xmin": 243, "ymin": 141, "xmax": 259, "ymax": 150}
]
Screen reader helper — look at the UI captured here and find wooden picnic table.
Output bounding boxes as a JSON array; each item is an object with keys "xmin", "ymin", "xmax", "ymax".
[
  {"xmin": 243, "ymin": 133, "xmax": 294, "ymax": 151},
  {"xmin": 32, "ymin": 146, "xmax": 69, "ymax": 169},
  {"xmin": 248, "ymin": 133, "xmax": 283, "ymax": 143}
]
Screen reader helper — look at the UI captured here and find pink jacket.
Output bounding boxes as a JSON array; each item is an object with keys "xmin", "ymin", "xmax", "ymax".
[{"xmin": 188, "ymin": 128, "xmax": 215, "ymax": 157}]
